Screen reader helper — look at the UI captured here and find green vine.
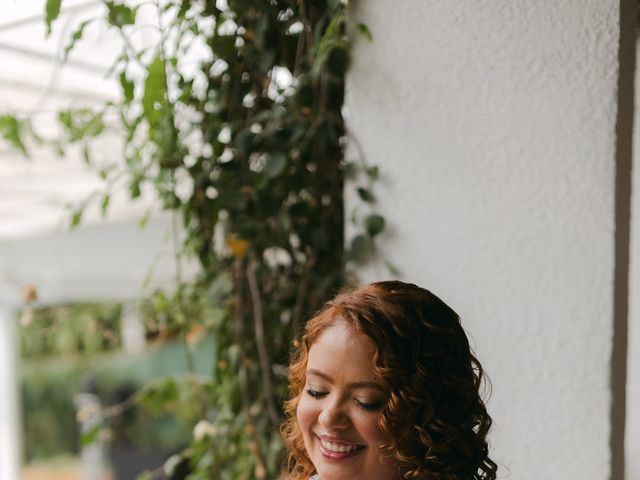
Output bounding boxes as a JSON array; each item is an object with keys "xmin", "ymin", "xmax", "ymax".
[{"xmin": 0, "ymin": 0, "xmax": 389, "ymax": 478}]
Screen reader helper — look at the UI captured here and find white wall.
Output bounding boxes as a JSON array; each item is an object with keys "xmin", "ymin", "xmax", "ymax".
[{"xmin": 346, "ymin": 1, "xmax": 623, "ymax": 478}]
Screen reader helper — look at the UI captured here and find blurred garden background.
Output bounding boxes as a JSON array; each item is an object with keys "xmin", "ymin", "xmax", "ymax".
[{"xmin": 2, "ymin": 1, "xmax": 640, "ymax": 480}]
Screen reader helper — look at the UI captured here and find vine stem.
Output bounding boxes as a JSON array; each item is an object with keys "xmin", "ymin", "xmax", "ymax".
[
  {"xmin": 171, "ymin": 209, "xmax": 206, "ymax": 416},
  {"xmin": 293, "ymin": 0, "xmax": 307, "ymax": 77},
  {"xmin": 292, "ymin": 253, "xmax": 315, "ymax": 339},
  {"xmin": 98, "ymin": 373, "xmax": 211, "ymax": 420},
  {"xmin": 100, "ymin": 0, "xmax": 145, "ymax": 67},
  {"xmin": 246, "ymin": 252, "xmax": 282, "ymax": 428},
  {"xmin": 233, "ymin": 258, "xmax": 268, "ymax": 480}
]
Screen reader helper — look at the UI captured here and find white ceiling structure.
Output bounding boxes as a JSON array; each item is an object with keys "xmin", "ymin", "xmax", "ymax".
[
  {"xmin": 0, "ymin": 0, "xmax": 183, "ymax": 301},
  {"xmin": 0, "ymin": 4, "xmax": 187, "ymax": 478},
  {"xmin": 0, "ymin": 0, "xmax": 160, "ymax": 241}
]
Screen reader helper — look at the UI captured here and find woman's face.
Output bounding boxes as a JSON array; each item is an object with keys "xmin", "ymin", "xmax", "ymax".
[{"xmin": 296, "ymin": 320, "xmax": 397, "ymax": 480}]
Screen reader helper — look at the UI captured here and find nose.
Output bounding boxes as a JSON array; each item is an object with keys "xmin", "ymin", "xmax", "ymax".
[{"xmin": 318, "ymin": 399, "xmax": 350, "ymax": 429}]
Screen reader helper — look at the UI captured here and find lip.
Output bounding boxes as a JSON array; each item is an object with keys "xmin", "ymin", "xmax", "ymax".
[
  {"xmin": 315, "ymin": 433, "xmax": 366, "ymax": 460},
  {"xmin": 316, "ymin": 433, "xmax": 363, "ymax": 445}
]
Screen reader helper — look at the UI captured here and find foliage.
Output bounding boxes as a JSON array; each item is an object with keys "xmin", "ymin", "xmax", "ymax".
[
  {"xmin": 0, "ymin": 114, "xmax": 34, "ymax": 155},
  {"xmin": 22, "ymin": 367, "xmax": 80, "ymax": 461},
  {"xmin": 21, "ymin": 336, "xmax": 212, "ymax": 463},
  {"xmin": 20, "ymin": 303, "xmax": 122, "ymax": 358},
  {"xmin": 15, "ymin": 0, "xmax": 387, "ymax": 478},
  {"xmin": 20, "ymin": 300, "xmax": 218, "ymax": 465}
]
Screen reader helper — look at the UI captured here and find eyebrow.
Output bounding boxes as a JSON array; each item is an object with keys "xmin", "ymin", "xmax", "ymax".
[{"xmin": 306, "ymin": 369, "xmax": 387, "ymax": 392}]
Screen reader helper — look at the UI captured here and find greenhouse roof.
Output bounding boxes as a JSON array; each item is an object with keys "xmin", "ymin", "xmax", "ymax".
[
  {"xmin": 0, "ymin": 0, "xmax": 154, "ymax": 241},
  {"xmin": 0, "ymin": 1, "xmax": 182, "ymax": 305}
]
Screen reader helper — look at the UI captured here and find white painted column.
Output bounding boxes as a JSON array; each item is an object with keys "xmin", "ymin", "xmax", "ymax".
[
  {"xmin": 75, "ymin": 393, "xmax": 109, "ymax": 480},
  {"xmin": 121, "ymin": 301, "xmax": 146, "ymax": 354},
  {"xmin": 0, "ymin": 307, "xmax": 21, "ymax": 480}
]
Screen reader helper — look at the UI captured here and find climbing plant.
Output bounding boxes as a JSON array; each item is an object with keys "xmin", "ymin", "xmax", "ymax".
[{"xmin": 1, "ymin": 0, "xmax": 386, "ymax": 478}]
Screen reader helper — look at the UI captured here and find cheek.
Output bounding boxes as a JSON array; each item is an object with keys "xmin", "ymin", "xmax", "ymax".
[
  {"xmin": 296, "ymin": 395, "xmax": 317, "ymax": 436},
  {"xmin": 355, "ymin": 412, "xmax": 387, "ymax": 445}
]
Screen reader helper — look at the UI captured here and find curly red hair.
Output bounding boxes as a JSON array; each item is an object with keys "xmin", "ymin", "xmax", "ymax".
[{"xmin": 281, "ymin": 281, "xmax": 497, "ymax": 479}]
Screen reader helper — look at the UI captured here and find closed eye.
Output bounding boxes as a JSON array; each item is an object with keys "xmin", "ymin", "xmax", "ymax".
[
  {"xmin": 306, "ymin": 388, "xmax": 328, "ymax": 399},
  {"xmin": 355, "ymin": 399, "xmax": 384, "ymax": 411}
]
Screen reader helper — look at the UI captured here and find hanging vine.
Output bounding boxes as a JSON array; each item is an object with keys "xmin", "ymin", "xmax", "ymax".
[{"xmin": 0, "ymin": 0, "xmax": 388, "ymax": 478}]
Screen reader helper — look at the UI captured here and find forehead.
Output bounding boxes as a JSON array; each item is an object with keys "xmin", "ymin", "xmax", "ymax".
[{"xmin": 306, "ymin": 320, "xmax": 378, "ymax": 380}]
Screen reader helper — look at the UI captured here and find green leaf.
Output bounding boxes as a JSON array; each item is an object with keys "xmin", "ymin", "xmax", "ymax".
[
  {"xmin": 357, "ymin": 187, "xmax": 374, "ymax": 203},
  {"xmin": 349, "ymin": 234, "xmax": 370, "ymax": 264},
  {"xmin": 80, "ymin": 424, "xmax": 100, "ymax": 446},
  {"xmin": 136, "ymin": 471, "xmax": 153, "ymax": 480},
  {"xmin": 100, "ymin": 194, "xmax": 110, "ymax": 216},
  {"xmin": 311, "ymin": 12, "xmax": 348, "ymax": 78},
  {"xmin": 366, "ymin": 165, "xmax": 379, "ymax": 180},
  {"xmin": 70, "ymin": 209, "xmax": 83, "ymax": 229},
  {"xmin": 52, "ymin": 139, "xmax": 65, "ymax": 157},
  {"xmin": 0, "ymin": 115, "xmax": 28, "ymax": 156},
  {"xmin": 105, "ymin": 2, "xmax": 136, "ymax": 27},
  {"xmin": 176, "ymin": 1, "xmax": 190, "ymax": 20},
  {"xmin": 59, "ymin": 110, "xmax": 72, "ymax": 129},
  {"xmin": 212, "ymin": 35, "xmax": 236, "ymax": 60},
  {"xmin": 130, "ymin": 177, "xmax": 141, "ymax": 199},
  {"xmin": 81, "ymin": 144, "xmax": 91, "ymax": 164},
  {"xmin": 58, "ymin": 109, "xmax": 105, "ymax": 141},
  {"xmin": 356, "ymin": 23, "xmax": 373, "ymax": 42},
  {"xmin": 45, "ymin": 0, "xmax": 63, "ymax": 35},
  {"xmin": 138, "ymin": 209, "xmax": 152, "ymax": 228},
  {"xmin": 119, "ymin": 71, "xmax": 135, "ymax": 104},
  {"xmin": 63, "ymin": 19, "xmax": 91, "ymax": 60},
  {"xmin": 365, "ymin": 214, "xmax": 385, "ymax": 237},
  {"xmin": 142, "ymin": 56, "xmax": 166, "ymax": 128},
  {"xmin": 163, "ymin": 454, "xmax": 183, "ymax": 476},
  {"xmin": 155, "ymin": 106, "xmax": 179, "ymax": 165},
  {"xmin": 24, "ymin": 119, "xmax": 44, "ymax": 145},
  {"xmin": 139, "ymin": 390, "xmax": 164, "ymax": 416},
  {"xmin": 342, "ymin": 161, "xmax": 357, "ymax": 179},
  {"xmin": 217, "ymin": 190, "xmax": 244, "ymax": 210},
  {"xmin": 82, "ymin": 112, "xmax": 104, "ymax": 136},
  {"xmin": 265, "ymin": 153, "xmax": 287, "ymax": 178},
  {"xmin": 140, "ymin": 377, "xmax": 179, "ymax": 414},
  {"xmin": 384, "ymin": 260, "xmax": 401, "ymax": 277}
]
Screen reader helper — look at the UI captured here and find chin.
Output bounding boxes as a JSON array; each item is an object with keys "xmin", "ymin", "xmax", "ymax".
[
  {"xmin": 312, "ymin": 454, "xmax": 367, "ymax": 480},
  {"xmin": 316, "ymin": 467, "xmax": 361, "ymax": 480}
]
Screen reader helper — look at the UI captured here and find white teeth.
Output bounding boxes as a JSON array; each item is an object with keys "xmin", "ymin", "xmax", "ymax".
[{"xmin": 320, "ymin": 438, "xmax": 362, "ymax": 453}]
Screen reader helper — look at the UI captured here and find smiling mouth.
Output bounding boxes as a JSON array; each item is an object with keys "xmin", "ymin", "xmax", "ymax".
[{"xmin": 316, "ymin": 435, "xmax": 366, "ymax": 459}]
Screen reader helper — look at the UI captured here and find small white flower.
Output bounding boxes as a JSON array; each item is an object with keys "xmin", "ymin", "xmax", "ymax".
[{"xmin": 193, "ymin": 420, "xmax": 218, "ymax": 441}]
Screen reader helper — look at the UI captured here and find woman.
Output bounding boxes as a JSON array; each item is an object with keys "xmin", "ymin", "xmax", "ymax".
[{"xmin": 281, "ymin": 281, "xmax": 497, "ymax": 480}]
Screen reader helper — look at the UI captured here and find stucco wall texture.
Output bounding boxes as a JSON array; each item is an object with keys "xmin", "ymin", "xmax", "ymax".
[{"xmin": 346, "ymin": 1, "xmax": 620, "ymax": 479}]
